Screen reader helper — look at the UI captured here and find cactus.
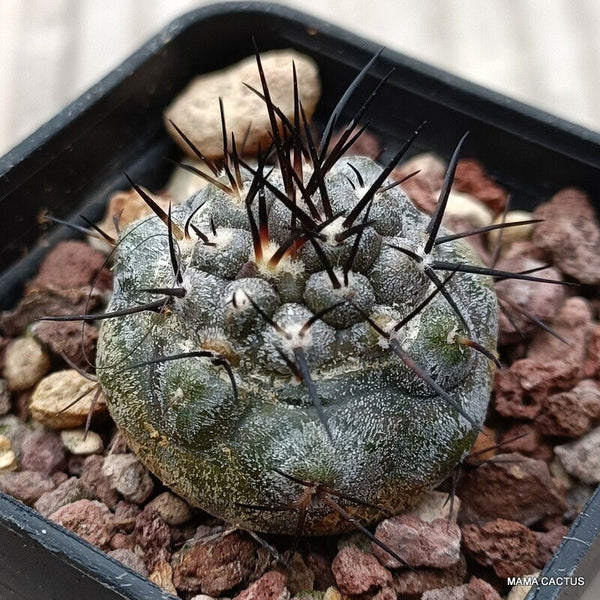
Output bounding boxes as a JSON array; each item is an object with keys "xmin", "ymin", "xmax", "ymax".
[{"xmin": 88, "ymin": 53, "xmax": 513, "ymax": 538}]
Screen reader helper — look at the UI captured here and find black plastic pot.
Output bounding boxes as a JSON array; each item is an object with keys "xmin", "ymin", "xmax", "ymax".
[{"xmin": 1, "ymin": 3, "xmax": 599, "ymax": 599}]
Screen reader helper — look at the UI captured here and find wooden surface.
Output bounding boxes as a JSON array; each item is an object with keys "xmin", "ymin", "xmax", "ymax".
[{"xmin": 1, "ymin": 1, "xmax": 599, "ymax": 598}]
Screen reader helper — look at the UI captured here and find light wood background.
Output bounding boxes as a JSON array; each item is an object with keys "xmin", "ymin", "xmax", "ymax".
[
  {"xmin": 1, "ymin": 0, "xmax": 600, "ymax": 155},
  {"xmin": 1, "ymin": 1, "xmax": 599, "ymax": 597}
]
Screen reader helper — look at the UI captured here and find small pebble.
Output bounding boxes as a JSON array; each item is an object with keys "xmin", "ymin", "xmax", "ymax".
[
  {"xmin": 331, "ymin": 545, "xmax": 392, "ymax": 596},
  {"xmin": 172, "ymin": 529, "xmax": 257, "ymax": 596},
  {"xmin": 457, "ymin": 453, "xmax": 566, "ymax": 526},
  {"xmin": 50, "ymin": 499, "xmax": 112, "ymax": 549},
  {"xmin": 232, "ymin": 571, "xmax": 290, "ymax": 600},
  {"xmin": 532, "ymin": 188, "xmax": 600, "ymax": 284},
  {"xmin": 107, "ymin": 548, "xmax": 148, "ymax": 577},
  {"xmin": 453, "ymin": 158, "xmax": 508, "ymax": 215},
  {"xmin": 60, "ymin": 428, "xmax": 104, "ymax": 455},
  {"xmin": 80, "ymin": 454, "xmax": 120, "ymax": 509},
  {"xmin": 27, "ymin": 240, "xmax": 112, "ymax": 292},
  {"xmin": 0, "ymin": 434, "xmax": 17, "ymax": 472},
  {"xmin": 423, "ymin": 576, "xmax": 502, "ymax": 600},
  {"xmin": 444, "ymin": 190, "xmax": 494, "ymax": 229},
  {"xmin": 373, "ymin": 514, "xmax": 461, "ymax": 569},
  {"xmin": 0, "ymin": 415, "xmax": 29, "ymax": 460},
  {"xmin": 102, "ymin": 453, "xmax": 154, "ymax": 504},
  {"xmin": 461, "ymin": 519, "xmax": 538, "ymax": 579},
  {"xmin": 165, "ymin": 50, "xmax": 320, "ymax": 160},
  {"xmin": 3, "ymin": 337, "xmax": 51, "ymax": 392},
  {"xmin": 536, "ymin": 379, "xmax": 600, "ymax": 438},
  {"xmin": 488, "ymin": 210, "xmax": 536, "ymax": 250},
  {"xmin": 32, "ymin": 319, "xmax": 99, "ymax": 370},
  {"xmin": 0, "ymin": 470, "xmax": 56, "ymax": 505},
  {"xmin": 149, "ymin": 559, "xmax": 177, "ymax": 595},
  {"xmin": 29, "ymin": 370, "xmax": 108, "ymax": 429},
  {"xmin": 392, "ymin": 556, "xmax": 467, "ymax": 598},
  {"xmin": 132, "ymin": 506, "xmax": 172, "ymax": 569},
  {"xmin": 20, "ymin": 428, "xmax": 66, "ymax": 475},
  {"xmin": 94, "ymin": 187, "xmax": 173, "ymax": 251},
  {"xmin": 34, "ymin": 476, "xmax": 88, "ymax": 517},
  {"xmin": 555, "ymin": 427, "xmax": 600, "ymax": 484},
  {"xmin": 146, "ymin": 491, "xmax": 192, "ymax": 526}
]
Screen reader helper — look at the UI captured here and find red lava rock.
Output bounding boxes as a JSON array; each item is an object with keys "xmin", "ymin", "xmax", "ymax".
[
  {"xmin": 536, "ymin": 379, "xmax": 600, "ymax": 438},
  {"xmin": 32, "ymin": 320, "xmax": 99, "ymax": 370},
  {"xmin": 0, "ymin": 288, "xmax": 105, "ymax": 337},
  {"xmin": 50, "ymin": 499, "xmax": 112, "ymax": 549},
  {"xmin": 498, "ymin": 423, "xmax": 553, "ymax": 462},
  {"xmin": 534, "ymin": 526, "xmax": 569, "ymax": 569},
  {"xmin": 171, "ymin": 529, "xmax": 257, "ymax": 596},
  {"xmin": 27, "ymin": 240, "xmax": 112, "ymax": 293},
  {"xmin": 133, "ymin": 506, "xmax": 171, "ymax": 570},
  {"xmin": 461, "ymin": 519, "xmax": 538, "ymax": 579},
  {"xmin": 146, "ymin": 491, "xmax": 192, "ymax": 526},
  {"xmin": 232, "ymin": 571, "xmax": 290, "ymax": 600},
  {"xmin": 20, "ymin": 428, "xmax": 67, "ymax": 475},
  {"xmin": 494, "ymin": 358, "xmax": 579, "ymax": 420},
  {"xmin": 102, "ymin": 453, "xmax": 154, "ymax": 504},
  {"xmin": 453, "ymin": 159, "xmax": 508, "ymax": 215},
  {"xmin": 457, "ymin": 453, "xmax": 566, "ymax": 526},
  {"xmin": 527, "ymin": 297, "xmax": 591, "ymax": 368},
  {"xmin": 34, "ymin": 476, "xmax": 88, "ymax": 517},
  {"xmin": 51, "ymin": 471, "xmax": 69, "ymax": 486},
  {"xmin": 331, "ymin": 127, "xmax": 381, "ymax": 159},
  {"xmin": 372, "ymin": 514, "xmax": 461, "ymax": 568},
  {"xmin": 111, "ymin": 500, "xmax": 141, "ymax": 536},
  {"xmin": 0, "ymin": 470, "xmax": 56, "ymax": 505},
  {"xmin": 306, "ymin": 551, "xmax": 336, "ymax": 590},
  {"xmin": 392, "ymin": 555, "xmax": 467, "ymax": 598},
  {"xmin": 392, "ymin": 152, "xmax": 446, "ymax": 215},
  {"xmin": 422, "ymin": 576, "xmax": 502, "ymax": 600},
  {"xmin": 495, "ymin": 256, "xmax": 564, "ymax": 346},
  {"xmin": 532, "ymin": 188, "xmax": 600, "ymax": 284},
  {"xmin": 331, "ymin": 545, "xmax": 392, "ymax": 596},
  {"xmin": 109, "ymin": 532, "xmax": 136, "ymax": 551},
  {"xmin": 80, "ymin": 454, "xmax": 120, "ymax": 509},
  {"xmin": 107, "ymin": 548, "xmax": 148, "ymax": 577},
  {"xmin": 554, "ymin": 427, "xmax": 600, "ymax": 484},
  {"xmin": 584, "ymin": 323, "xmax": 600, "ymax": 379},
  {"xmin": 373, "ymin": 587, "xmax": 397, "ymax": 600}
]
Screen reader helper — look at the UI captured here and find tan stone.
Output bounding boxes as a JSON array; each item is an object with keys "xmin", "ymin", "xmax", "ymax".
[
  {"xmin": 149, "ymin": 560, "xmax": 177, "ymax": 595},
  {"xmin": 488, "ymin": 210, "xmax": 536, "ymax": 250},
  {"xmin": 30, "ymin": 370, "xmax": 107, "ymax": 429},
  {"xmin": 3, "ymin": 337, "xmax": 51, "ymax": 391},
  {"xmin": 91, "ymin": 187, "xmax": 172, "ymax": 252},
  {"xmin": 0, "ymin": 434, "xmax": 18, "ymax": 473},
  {"xmin": 444, "ymin": 190, "xmax": 494, "ymax": 229},
  {"xmin": 164, "ymin": 50, "xmax": 321, "ymax": 160},
  {"xmin": 60, "ymin": 428, "xmax": 104, "ymax": 455}
]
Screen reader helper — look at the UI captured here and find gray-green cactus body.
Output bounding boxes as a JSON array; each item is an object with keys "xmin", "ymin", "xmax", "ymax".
[{"xmin": 97, "ymin": 154, "xmax": 497, "ymax": 535}]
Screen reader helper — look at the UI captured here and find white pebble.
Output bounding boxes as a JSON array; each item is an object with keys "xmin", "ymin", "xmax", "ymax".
[{"xmin": 60, "ymin": 429, "xmax": 104, "ymax": 455}]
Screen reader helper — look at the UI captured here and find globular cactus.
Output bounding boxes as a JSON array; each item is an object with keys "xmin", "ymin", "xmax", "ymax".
[{"xmin": 93, "ymin": 53, "xmax": 504, "ymax": 538}]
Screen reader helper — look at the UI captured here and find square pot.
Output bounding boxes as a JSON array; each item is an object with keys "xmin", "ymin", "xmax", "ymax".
[{"xmin": 1, "ymin": 3, "xmax": 599, "ymax": 599}]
